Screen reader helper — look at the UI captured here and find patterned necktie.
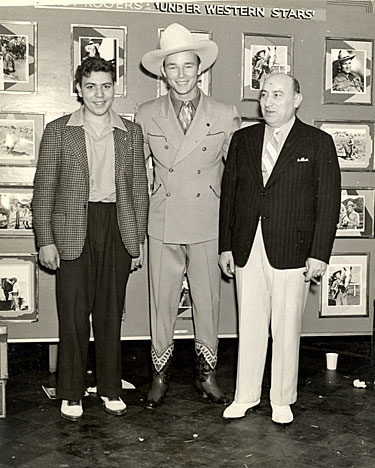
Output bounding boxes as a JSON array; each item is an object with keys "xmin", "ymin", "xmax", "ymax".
[
  {"xmin": 178, "ymin": 101, "xmax": 193, "ymax": 133},
  {"xmin": 262, "ymin": 128, "xmax": 280, "ymax": 184}
]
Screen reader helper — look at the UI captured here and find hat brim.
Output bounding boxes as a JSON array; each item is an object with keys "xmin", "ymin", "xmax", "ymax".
[
  {"xmin": 334, "ymin": 54, "xmax": 356, "ymax": 64},
  {"xmin": 142, "ymin": 40, "xmax": 218, "ymax": 76}
]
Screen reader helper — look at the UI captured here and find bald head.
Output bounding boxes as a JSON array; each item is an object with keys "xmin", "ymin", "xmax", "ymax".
[{"xmin": 260, "ymin": 73, "xmax": 303, "ymax": 128}]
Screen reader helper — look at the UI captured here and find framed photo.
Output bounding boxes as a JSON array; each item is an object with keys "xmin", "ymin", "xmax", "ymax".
[
  {"xmin": 240, "ymin": 117, "xmax": 262, "ymax": 129},
  {"xmin": 0, "ymin": 254, "xmax": 38, "ymax": 322},
  {"xmin": 315, "ymin": 120, "xmax": 374, "ymax": 171},
  {"xmin": 324, "ymin": 37, "xmax": 373, "ymax": 105},
  {"xmin": 320, "ymin": 253, "xmax": 369, "ymax": 318},
  {"xmin": 0, "ymin": 21, "xmax": 37, "ymax": 94},
  {"xmin": 157, "ymin": 29, "xmax": 212, "ymax": 97},
  {"xmin": 0, "ymin": 186, "xmax": 33, "ymax": 235},
  {"xmin": 0, "ymin": 113, "xmax": 44, "ymax": 166},
  {"xmin": 0, "ymin": 166, "xmax": 35, "ymax": 186},
  {"xmin": 71, "ymin": 24, "xmax": 127, "ymax": 96},
  {"xmin": 337, "ymin": 188, "xmax": 374, "ymax": 238},
  {"xmin": 242, "ymin": 33, "xmax": 293, "ymax": 101}
]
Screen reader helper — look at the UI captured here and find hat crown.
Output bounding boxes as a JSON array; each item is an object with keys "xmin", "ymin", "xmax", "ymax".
[
  {"xmin": 160, "ymin": 23, "xmax": 196, "ymax": 52},
  {"xmin": 337, "ymin": 50, "xmax": 354, "ymax": 62}
]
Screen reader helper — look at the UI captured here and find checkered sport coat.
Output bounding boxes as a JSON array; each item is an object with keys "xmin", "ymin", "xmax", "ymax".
[{"xmin": 32, "ymin": 113, "xmax": 149, "ymax": 260}]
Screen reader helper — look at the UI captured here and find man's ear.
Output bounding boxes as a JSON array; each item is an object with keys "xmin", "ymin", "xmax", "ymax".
[
  {"xmin": 160, "ymin": 65, "xmax": 166, "ymax": 79},
  {"xmin": 294, "ymin": 93, "xmax": 303, "ymax": 109}
]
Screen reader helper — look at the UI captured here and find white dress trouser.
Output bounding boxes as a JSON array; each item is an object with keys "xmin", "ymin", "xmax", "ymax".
[{"xmin": 234, "ymin": 223, "xmax": 310, "ymax": 406}]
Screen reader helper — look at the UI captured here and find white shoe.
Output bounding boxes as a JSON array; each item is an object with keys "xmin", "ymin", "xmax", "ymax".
[
  {"xmin": 101, "ymin": 396, "xmax": 127, "ymax": 416},
  {"xmin": 223, "ymin": 399, "xmax": 260, "ymax": 419},
  {"xmin": 61, "ymin": 400, "xmax": 83, "ymax": 421},
  {"xmin": 271, "ymin": 403, "xmax": 293, "ymax": 424}
]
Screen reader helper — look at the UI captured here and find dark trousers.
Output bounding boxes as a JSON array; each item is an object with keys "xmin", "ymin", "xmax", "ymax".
[{"xmin": 56, "ymin": 202, "xmax": 132, "ymax": 400}]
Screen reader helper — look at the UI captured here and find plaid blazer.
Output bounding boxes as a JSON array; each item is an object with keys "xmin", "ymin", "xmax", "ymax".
[
  {"xmin": 219, "ymin": 118, "xmax": 341, "ymax": 269},
  {"xmin": 32, "ymin": 113, "xmax": 149, "ymax": 260}
]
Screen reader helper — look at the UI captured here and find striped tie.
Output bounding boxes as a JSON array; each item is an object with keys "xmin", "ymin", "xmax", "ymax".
[
  {"xmin": 262, "ymin": 128, "xmax": 280, "ymax": 184},
  {"xmin": 178, "ymin": 101, "xmax": 193, "ymax": 133}
]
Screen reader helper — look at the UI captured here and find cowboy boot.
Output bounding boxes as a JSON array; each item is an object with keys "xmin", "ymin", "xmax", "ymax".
[
  {"xmin": 145, "ymin": 344, "xmax": 173, "ymax": 410},
  {"xmin": 194, "ymin": 341, "xmax": 229, "ymax": 405}
]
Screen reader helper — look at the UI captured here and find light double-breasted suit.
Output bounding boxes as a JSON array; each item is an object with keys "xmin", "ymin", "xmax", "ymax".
[
  {"xmin": 137, "ymin": 91, "xmax": 240, "ymax": 367},
  {"xmin": 219, "ymin": 118, "xmax": 341, "ymax": 406}
]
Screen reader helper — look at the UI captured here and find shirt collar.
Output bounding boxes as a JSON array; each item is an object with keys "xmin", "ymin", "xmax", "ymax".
[
  {"xmin": 67, "ymin": 106, "xmax": 127, "ymax": 131},
  {"xmin": 265, "ymin": 116, "xmax": 295, "ymax": 138},
  {"xmin": 170, "ymin": 90, "xmax": 200, "ymax": 115}
]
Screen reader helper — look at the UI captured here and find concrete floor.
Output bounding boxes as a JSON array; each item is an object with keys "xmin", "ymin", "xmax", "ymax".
[{"xmin": 0, "ymin": 337, "xmax": 374, "ymax": 468}]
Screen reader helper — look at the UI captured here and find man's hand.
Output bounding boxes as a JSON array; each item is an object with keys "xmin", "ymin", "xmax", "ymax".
[
  {"xmin": 39, "ymin": 244, "xmax": 60, "ymax": 270},
  {"xmin": 131, "ymin": 244, "xmax": 144, "ymax": 271},
  {"xmin": 304, "ymin": 257, "xmax": 327, "ymax": 284},
  {"xmin": 219, "ymin": 251, "xmax": 235, "ymax": 278}
]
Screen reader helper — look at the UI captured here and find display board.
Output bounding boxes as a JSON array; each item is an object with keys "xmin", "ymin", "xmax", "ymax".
[{"xmin": 0, "ymin": 0, "xmax": 374, "ymax": 341}]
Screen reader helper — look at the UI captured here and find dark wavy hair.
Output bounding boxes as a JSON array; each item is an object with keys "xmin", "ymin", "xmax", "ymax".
[{"xmin": 74, "ymin": 57, "xmax": 115, "ymax": 101}]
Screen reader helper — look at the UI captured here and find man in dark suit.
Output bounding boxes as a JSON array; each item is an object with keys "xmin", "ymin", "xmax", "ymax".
[
  {"xmin": 219, "ymin": 73, "xmax": 341, "ymax": 424},
  {"xmin": 32, "ymin": 57, "xmax": 149, "ymax": 421}
]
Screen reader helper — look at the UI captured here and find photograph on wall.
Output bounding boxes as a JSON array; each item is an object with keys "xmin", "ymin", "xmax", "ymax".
[
  {"xmin": 0, "ymin": 113, "xmax": 44, "ymax": 166},
  {"xmin": 157, "ymin": 29, "xmax": 212, "ymax": 98},
  {"xmin": 0, "ymin": 21, "xmax": 37, "ymax": 93},
  {"xmin": 0, "ymin": 186, "xmax": 33, "ymax": 235},
  {"xmin": 337, "ymin": 188, "xmax": 374, "ymax": 238},
  {"xmin": 314, "ymin": 120, "xmax": 374, "ymax": 171},
  {"xmin": 324, "ymin": 38, "xmax": 373, "ymax": 105},
  {"xmin": 0, "ymin": 254, "xmax": 38, "ymax": 322},
  {"xmin": 320, "ymin": 253, "xmax": 369, "ymax": 318},
  {"xmin": 175, "ymin": 272, "xmax": 193, "ymax": 334},
  {"xmin": 71, "ymin": 24, "xmax": 127, "ymax": 96},
  {"xmin": 242, "ymin": 33, "xmax": 293, "ymax": 101}
]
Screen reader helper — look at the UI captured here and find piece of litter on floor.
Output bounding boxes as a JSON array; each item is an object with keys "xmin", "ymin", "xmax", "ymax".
[
  {"xmin": 311, "ymin": 425, "xmax": 319, "ymax": 428},
  {"xmin": 193, "ymin": 434, "xmax": 198, "ymax": 438},
  {"xmin": 138, "ymin": 437, "xmax": 144, "ymax": 442},
  {"xmin": 246, "ymin": 454, "xmax": 253, "ymax": 457},
  {"xmin": 318, "ymin": 395, "xmax": 323, "ymax": 399},
  {"xmin": 353, "ymin": 379, "xmax": 366, "ymax": 388}
]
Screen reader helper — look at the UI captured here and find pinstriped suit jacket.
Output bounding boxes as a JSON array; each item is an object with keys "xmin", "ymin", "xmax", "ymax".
[
  {"xmin": 219, "ymin": 118, "xmax": 341, "ymax": 269},
  {"xmin": 32, "ymin": 113, "xmax": 149, "ymax": 261}
]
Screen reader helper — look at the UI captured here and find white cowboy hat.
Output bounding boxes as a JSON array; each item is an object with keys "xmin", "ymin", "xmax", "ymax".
[
  {"xmin": 334, "ymin": 50, "xmax": 356, "ymax": 64},
  {"xmin": 142, "ymin": 23, "xmax": 218, "ymax": 77}
]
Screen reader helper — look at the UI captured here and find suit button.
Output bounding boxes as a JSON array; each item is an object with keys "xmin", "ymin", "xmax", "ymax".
[
  {"xmin": 196, "ymin": 193, "xmax": 200, "ymax": 198},
  {"xmin": 169, "ymin": 168, "xmax": 174, "ymax": 173},
  {"xmin": 197, "ymin": 170, "xmax": 201, "ymax": 174},
  {"xmin": 166, "ymin": 192, "xmax": 171, "ymax": 197},
  {"xmin": 261, "ymin": 191, "xmax": 266, "ymax": 196},
  {"xmin": 202, "ymin": 147, "xmax": 207, "ymax": 151},
  {"xmin": 165, "ymin": 145, "xmax": 169, "ymax": 149}
]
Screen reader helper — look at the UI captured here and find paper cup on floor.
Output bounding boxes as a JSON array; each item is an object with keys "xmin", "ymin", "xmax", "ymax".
[{"xmin": 326, "ymin": 352, "xmax": 338, "ymax": 370}]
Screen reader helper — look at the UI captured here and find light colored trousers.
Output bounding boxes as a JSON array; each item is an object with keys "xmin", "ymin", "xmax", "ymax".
[
  {"xmin": 148, "ymin": 236, "xmax": 221, "ymax": 359},
  {"xmin": 234, "ymin": 224, "xmax": 310, "ymax": 406}
]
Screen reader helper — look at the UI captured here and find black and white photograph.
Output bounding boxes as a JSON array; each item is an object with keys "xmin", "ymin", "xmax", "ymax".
[
  {"xmin": 314, "ymin": 120, "xmax": 374, "ymax": 171},
  {"xmin": 0, "ymin": 254, "xmax": 38, "ymax": 322},
  {"xmin": 324, "ymin": 37, "xmax": 373, "ymax": 104},
  {"xmin": 242, "ymin": 33, "xmax": 293, "ymax": 101},
  {"xmin": 0, "ymin": 113, "xmax": 43, "ymax": 166},
  {"xmin": 337, "ymin": 188, "xmax": 374, "ymax": 238},
  {"xmin": 157, "ymin": 29, "xmax": 212, "ymax": 97},
  {"xmin": 71, "ymin": 24, "xmax": 127, "ymax": 96},
  {"xmin": 320, "ymin": 254, "xmax": 369, "ymax": 317},
  {"xmin": 0, "ymin": 186, "xmax": 33, "ymax": 235},
  {"xmin": 0, "ymin": 21, "xmax": 37, "ymax": 93}
]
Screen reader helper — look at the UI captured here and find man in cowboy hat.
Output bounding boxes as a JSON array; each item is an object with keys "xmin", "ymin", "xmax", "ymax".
[
  {"xmin": 136, "ymin": 23, "xmax": 240, "ymax": 409},
  {"xmin": 332, "ymin": 50, "xmax": 364, "ymax": 93}
]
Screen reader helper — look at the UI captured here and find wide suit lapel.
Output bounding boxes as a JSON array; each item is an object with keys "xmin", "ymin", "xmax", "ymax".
[
  {"xmin": 174, "ymin": 93, "xmax": 219, "ymax": 165},
  {"xmin": 65, "ymin": 125, "xmax": 89, "ymax": 184},
  {"xmin": 266, "ymin": 118, "xmax": 307, "ymax": 188},
  {"xmin": 151, "ymin": 94, "xmax": 183, "ymax": 151},
  {"xmin": 245, "ymin": 123, "xmax": 265, "ymax": 190}
]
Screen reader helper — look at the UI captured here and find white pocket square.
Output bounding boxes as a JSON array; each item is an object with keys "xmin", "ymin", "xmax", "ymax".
[{"xmin": 297, "ymin": 157, "xmax": 309, "ymax": 162}]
